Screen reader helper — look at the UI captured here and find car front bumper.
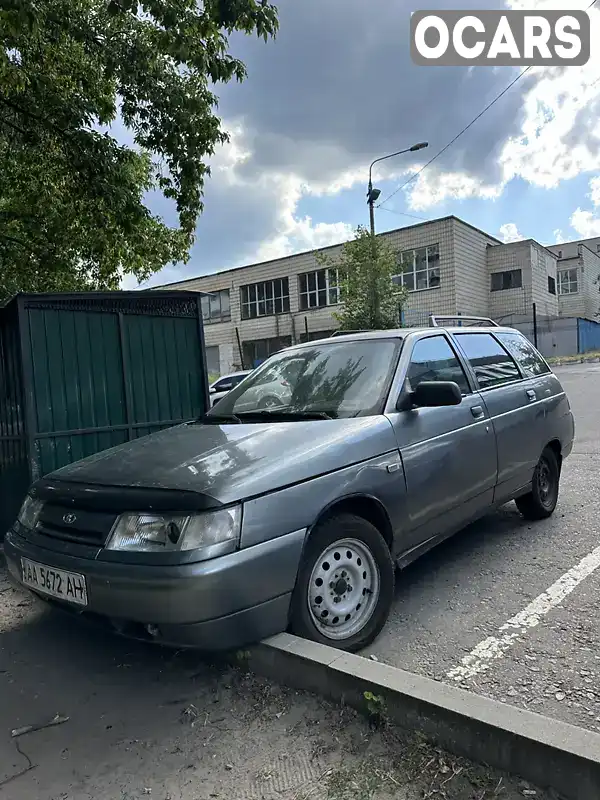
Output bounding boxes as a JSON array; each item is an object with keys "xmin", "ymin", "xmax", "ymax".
[{"xmin": 4, "ymin": 527, "xmax": 306, "ymax": 651}]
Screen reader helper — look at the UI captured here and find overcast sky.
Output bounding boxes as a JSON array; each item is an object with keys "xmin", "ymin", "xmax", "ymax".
[{"xmin": 125, "ymin": 0, "xmax": 600, "ymax": 288}]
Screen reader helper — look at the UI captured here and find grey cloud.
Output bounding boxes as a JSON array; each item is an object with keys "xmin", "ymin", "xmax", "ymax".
[
  {"xmin": 219, "ymin": 0, "xmax": 538, "ymax": 189},
  {"xmin": 144, "ymin": 0, "xmax": 552, "ymax": 280},
  {"xmin": 560, "ymin": 96, "xmax": 600, "ymax": 155}
]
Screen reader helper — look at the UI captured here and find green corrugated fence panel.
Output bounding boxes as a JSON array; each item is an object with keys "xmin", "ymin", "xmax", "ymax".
[
  {"xmin": 123, "ymin": 315, "xmax": 203, "ymax": 425},
  {"xmin": 28, "ymin": 309, "xmax": 127, "ymax": 434}
]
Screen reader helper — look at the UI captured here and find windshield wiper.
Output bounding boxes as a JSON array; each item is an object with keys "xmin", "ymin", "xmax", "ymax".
[
  {"xmin": 236, "ymin": 409, "xmax": 333, "ymax": 421},
  {"xmin": 195, "ymin": 412, "xmax": 242, "ymax": 424}
]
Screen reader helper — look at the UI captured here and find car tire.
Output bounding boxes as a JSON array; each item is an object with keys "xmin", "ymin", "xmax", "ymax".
[
  {"xmin": 289, "ymin": 513, "xmax": 394, "ymax": 652},
  {"xmin": 259, "ymin": 395, "xmax": 282, "ymax": 409},
  {"xmin": 515, "ymin": 446, "xmax": 560, "ymax": 521}
]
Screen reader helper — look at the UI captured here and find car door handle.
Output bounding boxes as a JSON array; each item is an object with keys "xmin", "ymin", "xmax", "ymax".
[
  {"xmin": 526, "ymin": 389, "xmax": 536, "ymax": 401},
  {"xmin": 470, "ymin": 405, "xmax": 484, "ymax": 418}
]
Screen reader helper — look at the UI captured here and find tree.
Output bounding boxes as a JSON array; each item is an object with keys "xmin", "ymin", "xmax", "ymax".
[
  {"xmin": 0, "ymin": 0, "xmax": 278, "ymax": 302},
  {"xmin": 316, "ymin": 225, "xmax": 408, "ymax": 331}
]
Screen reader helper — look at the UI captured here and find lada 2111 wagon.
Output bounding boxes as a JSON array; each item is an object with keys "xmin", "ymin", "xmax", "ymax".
[{"xmin": 5, "ymin": 317, "xmax": 574, "ymax": 652}]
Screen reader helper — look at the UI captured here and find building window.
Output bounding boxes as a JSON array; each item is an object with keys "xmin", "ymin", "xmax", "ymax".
[
  {"xmin": 548, "ymin": 276, "xmax": 556, "ymax": 295},
  {"xmin": 201, "ymin": 289, "xmax": 231, "ymax": 324},
  {"xmin": 393, "ymin": 244, "xmax": 440, "ymax": 291},
  {"xmin": 298, "ymin": 269, "xmax": 340, "ymax": 310},
  {"xmin": 490, "ymin": 269, "xmax": 522, "ymax": 292},
  {"xmin": 242, "ymin": 336, "xmax": 292, "ymax": 368},
  {"xmin": 558, "ymin": 268, "xmax": 578, "ymax": 294},
  {"xmin": 558, "ymin": 250, "xmax": 562, "ymax": 258},
  {"xmin": 240, "ymin": 278, "xmax": 290, "ymax": 320}
]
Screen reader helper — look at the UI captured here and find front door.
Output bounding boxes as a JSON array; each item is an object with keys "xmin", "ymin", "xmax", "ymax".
[{"xmin": 387, "ymin": 333, "xmax": 498, "ymax": 549}]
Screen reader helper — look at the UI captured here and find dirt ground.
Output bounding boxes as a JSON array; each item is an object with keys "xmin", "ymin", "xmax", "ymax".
[{"xmin": 0, "ymin": 564, "xmax": 553, "ymax": 800}]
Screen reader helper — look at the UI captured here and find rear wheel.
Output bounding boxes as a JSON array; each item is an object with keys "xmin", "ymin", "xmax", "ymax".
[
  {"xmin": 516, "ymin": 446, "xmax": 560, "ymax": 520},
  {"xmin": 289, "ymin": 513, "xmax": 394, "ymax": 652}
]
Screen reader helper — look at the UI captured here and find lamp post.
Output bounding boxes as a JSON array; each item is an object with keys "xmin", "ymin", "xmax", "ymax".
[
  {"xmin": 365, "ymin": 142, "xmax": 428, "ymax": 326},
  {"xmin": 366, "ymin": 142, "xmax": 428, "ymax": 237}
]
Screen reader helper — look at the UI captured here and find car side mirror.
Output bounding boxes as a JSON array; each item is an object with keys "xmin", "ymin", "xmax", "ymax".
[{"xmin": 397, "ymin": 380, "xmax": 462, "ymax": 411}]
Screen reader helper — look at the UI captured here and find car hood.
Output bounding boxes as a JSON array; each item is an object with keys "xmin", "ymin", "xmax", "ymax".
[{"xmin": 49, "ymin": 417, "xmax": 398, "ymax": 505}]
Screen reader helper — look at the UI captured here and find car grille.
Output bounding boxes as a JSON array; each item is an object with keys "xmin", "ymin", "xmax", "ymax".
[{"xmin": 36, "ymin": 504, "xmax": 118, "ymax": 547}]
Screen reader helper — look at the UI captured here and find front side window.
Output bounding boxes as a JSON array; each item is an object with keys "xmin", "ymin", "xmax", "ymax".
[
  {"xmin": 394, "ymin": 244, "xmax": 440, "ymax": 292},
  {"xmin": 495, "ymin": 332, "xmax": 550, "ymax": 378},
  {"xmin": 455, "ymin": 333, "xmax": 521, "ymax": 389},
  {"xmin": 298, "ymin": 269, "xmax": 340, "ymax": 310},
  {"xmin": 209, "ymin": 338, "xmax": 401, "ymax": 419},
  {"xmin": 240, "ymin": 279, "xmax": 290, "ymax": 319},
  {"xmin": 407, "ymin": 335, "xmax": 470, "ymax": 395},
  {"xmin": 558, "ymin": 268, "xmax": 578, "ymax": 294},
  {"xmin": 490, "ymin": 269, "xmax": 522, "ymax": 291}
]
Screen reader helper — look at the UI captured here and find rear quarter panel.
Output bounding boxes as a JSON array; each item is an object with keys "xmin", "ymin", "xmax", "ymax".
[{"xmin": 544, "ymin": 372, "xmax": 575, "ymax": 457}]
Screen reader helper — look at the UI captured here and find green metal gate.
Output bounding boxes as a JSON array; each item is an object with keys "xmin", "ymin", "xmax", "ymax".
[{"xmin": 0, "ymin": 291, "xmax": 209, "ymax": 536}]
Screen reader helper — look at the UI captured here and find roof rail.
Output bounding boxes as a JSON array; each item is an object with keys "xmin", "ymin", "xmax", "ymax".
[
  {"xmin": 329, "ymin": 329, "xmax": 372, "ymax": 337},
  {"xmin": 428, "ymin": 314, "xmax": 500, "ymax": 328}
]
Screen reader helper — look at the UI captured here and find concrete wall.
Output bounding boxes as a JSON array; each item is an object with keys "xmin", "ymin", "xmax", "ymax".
[
  {"xmin": 504, "ymin": 314, "xmax": 578, "ymax": 358},
  {"xmin": 548, "ymin": 236, "xmax": 600, "ymax": 260},
  {"xmin": 453, "ymin": 219, "xmax": 499, "ymax": 317},
  {"xmin": 487, "ymin": 241, "xmax": 532, "ymax": 320},
  {"xmin": 557, "ymin": 246, "xmax": 600, "ymax": 322}
]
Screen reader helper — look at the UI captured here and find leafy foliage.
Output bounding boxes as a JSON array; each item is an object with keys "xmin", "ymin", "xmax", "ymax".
[
  {"xmin": 317, "ymin": 226, "xmax": 408, "ymax": 331},
  {"xmin": 0, "ymin": 0, "xmax": 278, "ymax": 302}
]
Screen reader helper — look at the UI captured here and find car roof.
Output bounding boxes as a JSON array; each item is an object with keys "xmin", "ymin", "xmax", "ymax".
[{"xmin": 282, "ymin": 325, "xmax": 523, "ymax": 351}]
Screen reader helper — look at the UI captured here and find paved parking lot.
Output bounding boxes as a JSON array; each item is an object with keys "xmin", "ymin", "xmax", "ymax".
[{"xmin": 364, "ymin": 363, "xmax": 600, "ymax": 734}]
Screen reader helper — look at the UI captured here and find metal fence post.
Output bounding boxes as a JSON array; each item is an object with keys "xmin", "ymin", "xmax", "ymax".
[{"xmin": 532, "ymin": 303, "xmax": 538, "ymax": 348}]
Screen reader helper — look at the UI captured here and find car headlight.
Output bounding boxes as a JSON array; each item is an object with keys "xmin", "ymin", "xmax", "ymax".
[
  {"xmin": 106, "ymin": 506, "xmax": 242, "ymax": 554},
  {"xmin": 17, "ymin": 495, "xmax": 43, "ymax": 530}
]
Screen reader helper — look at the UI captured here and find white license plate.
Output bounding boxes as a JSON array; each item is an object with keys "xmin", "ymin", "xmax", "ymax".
[{"xmin": 21, "ymin": 558, "xmax": 88, "ymax": 606}]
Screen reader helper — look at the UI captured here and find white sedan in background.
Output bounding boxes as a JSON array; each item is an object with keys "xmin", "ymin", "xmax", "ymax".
[{"xmin": 209, "ymin": 371, "xmax": 252, "ymax": 407}]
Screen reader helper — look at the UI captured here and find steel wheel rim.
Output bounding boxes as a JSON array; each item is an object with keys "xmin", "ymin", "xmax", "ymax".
[
  {"xmin": 261, "ymin": 396, "xmax": 279, "ymax": 408},
  {"xmin": 536, "ymin": 456, "xmax": 554, "ymax": 507},
  {"xmin": 307, "ymin": 537, "xmax": 380, "ymax": 641}
]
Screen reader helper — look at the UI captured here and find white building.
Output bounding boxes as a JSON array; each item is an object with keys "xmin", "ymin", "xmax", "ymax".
[{"xmin": 154, "ymin": 215, "xmax": 600, "ymax": 375}]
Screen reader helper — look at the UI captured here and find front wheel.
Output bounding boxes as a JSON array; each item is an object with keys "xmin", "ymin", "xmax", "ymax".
[
  {"xmin": 258, "ymin": 395, "xmax": 282, "ymax": 409},
  {"xmin": 289, "ymin": 513, "xmax": 394, "ymax": 652},
  {"xmin": 516, "ymin": 446, "xmax": 560, "ymax": 520}
]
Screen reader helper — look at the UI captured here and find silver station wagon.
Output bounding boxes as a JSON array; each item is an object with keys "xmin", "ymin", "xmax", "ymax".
[{"xmin": 5, "ymin": 318, "xmax": 574, "ymax": 653}]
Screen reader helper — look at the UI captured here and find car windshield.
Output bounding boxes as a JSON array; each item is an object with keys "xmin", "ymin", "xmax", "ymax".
[{"xmin": 206, "ymin": 338, "xmax": 402, "ymax": 420}]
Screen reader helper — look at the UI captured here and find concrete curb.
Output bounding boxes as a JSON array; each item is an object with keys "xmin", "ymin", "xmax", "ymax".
[
  {"xmin": 245, "ymin": 632, "xmax": 600, "ymax": 800},
  {"xmin": 550, "ymin": 356, "xmax": 600, "ymax": 366}
]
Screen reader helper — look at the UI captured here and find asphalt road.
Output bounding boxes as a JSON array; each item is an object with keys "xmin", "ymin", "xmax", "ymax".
[{"xmin": 364, "ymin": 363, "xmax": 600, "ymax": 734}]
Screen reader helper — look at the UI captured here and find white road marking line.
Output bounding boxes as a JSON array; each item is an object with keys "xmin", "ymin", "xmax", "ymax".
[{"xmin": 447, "ymin": 543, "xmax": 600, "ymax": 682}]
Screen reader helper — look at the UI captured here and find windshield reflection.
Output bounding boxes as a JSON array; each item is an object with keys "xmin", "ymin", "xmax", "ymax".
[{"xmin": 207, "ymin": 338, "xmax": 402, "ymax": 420}]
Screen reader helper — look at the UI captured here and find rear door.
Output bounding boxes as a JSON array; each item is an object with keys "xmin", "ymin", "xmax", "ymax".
[
  {"xmin": 387, "ymin": 333, "xmax": 498, "ymax": 548},
  {"xmin": 452, "ymin": 331, "xmax": 544, "ymax": 503}
]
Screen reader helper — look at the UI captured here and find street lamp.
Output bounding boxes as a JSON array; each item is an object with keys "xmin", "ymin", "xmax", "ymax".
[
  {"xmin": 365, "ymin": 142, "xmax": 428, "ymax": 327},
  {"xmin": 367, "ymin": 142, "xmax": 428, "ymax": 237}
]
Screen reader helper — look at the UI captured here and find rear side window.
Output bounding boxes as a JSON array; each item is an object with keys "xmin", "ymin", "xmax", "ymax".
[
  {"xmin": 454, "ymin": 333, "xmax": 521, "ymax": 390},
  {"xmin": 407, "ymin": 335, "xmax": 470, "ymax": 395},
  {"xmin": 495, "ymin": 332, "xmax": 550, "ymax": 377}
]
